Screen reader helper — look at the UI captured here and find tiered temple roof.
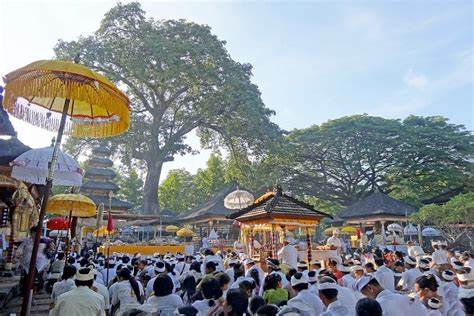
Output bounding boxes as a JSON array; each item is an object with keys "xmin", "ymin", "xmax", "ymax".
[{"xmin": 80, "ymin": 146, "xmax": 132, "ymax": 216}]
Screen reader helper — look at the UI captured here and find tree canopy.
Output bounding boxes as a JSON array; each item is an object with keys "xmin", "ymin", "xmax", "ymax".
[{"xmin": 56, "ymin": 2, "xmax": 280, "ymax": 214}]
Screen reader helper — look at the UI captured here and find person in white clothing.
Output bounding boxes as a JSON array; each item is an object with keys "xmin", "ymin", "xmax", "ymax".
[
  {"xmin": 356, "ymin": 275, "xmax": 412, "ymax": 316},
  {"xmin": 319, "ymin": 276, "xmax": 357, "ymax": 314},
  {"xmin": 192, "ymin": 278, "xmax": 223, "ymax": 316},
  {"xmin": 431, "ymin": 241, "xmax": 449, "ymax": 266},
  {"xmin": 439, "ymin": 269, "xmax": 464, "ymax": 316},
  {"xmin": 146, "ymin": 261, "xmax": 167, "ymax": 298},
  {"xmin": 146, "ymin": 274, "xmax": 183, "ymax": 316},
  {"xmin": 109, "ymin": 268, "xmax": 144, "ymax": 315},
  {"xmin": 407, "ymin": 241, "xmax": 425, "ymax": 258},
  {"xmin": 277, "ymin": 238, "xmax": 298, "ymax": 269},
  {"xmin": 267, "ymin": 258, "xmax": 289, "ymax": 288},
  {"xmin": 326, "ymin": 230, "xmax": 343, "ymax": 254},
  {"xmin": 318, "ymin": 282, "xmax": 351, "ymax": 316},
  {"xmin": 173, "ymin": 254, "xmax": 189, "ymax": 278},
  {"xmin": 398, "ymin": 256, "xmax": 423, "ymax": 292},
  {"xmin": 49, "ymin": 267, "xmax": 106, "ymax": 316},
  {"xmin": 373, "ymin": 257, "xmax": 395, "ymax": 292},
  {"xmin": 287, "ymin": 272, "xmax": 325, "ymax": 315},
  {"xmin": 51, "ymin": 265, "xmax": 77, "ymax": 303}
]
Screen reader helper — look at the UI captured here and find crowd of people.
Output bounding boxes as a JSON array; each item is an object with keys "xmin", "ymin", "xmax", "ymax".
[{"xmin": 39, "ymin": 237, "xmax": 474, "ymax": 316}]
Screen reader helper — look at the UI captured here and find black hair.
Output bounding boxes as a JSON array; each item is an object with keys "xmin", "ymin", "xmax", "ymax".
[
  {"xmin": 286, "ymin": 268, "xmax": 297, "ymax": 281},
  {"xmin": 165, "ymin": 262, "xmax": 175, "ymax": 275},
  {"xmin": 394, "ymin": 261, "xmax": 404, "ymax": 267},
  {"xmin": 374, "ymin": 258, "xmax": 385, "ymax": 267},
  {"xmin": 226, "ymin": 288, "xmax": 249, "ymax": 316},
  {"xmin": 415, "ymin": 274, "xmax": 439, "ymax": 292},
  {"xmin": 319, "ymin": 288, "xmax": 338, "ymax": 301},
  {"xmin": 249, "ymin": 296, "xmax": 265, "ymax": 314},
  {"xmin": 153, "ymin": 273, "xmax": 174, "ymax": 296},
  {"xmin": 79, "ymin": 257, "xmax": 89, "ymax": 267},
  {"xmin": 122, "ymin": 256, "xmax": 130, "ymax": 264},
  {"xmin": 256, "ymin": 304, "xmax": 279, "ymax": 316},
  {"xmin": 365, "ymin": 262, "xmax": 375, "ymax": 270},
  {"xmin": 239, "ymin": 279, "xmax": 256, "ymax": 292},
  {"xmin": 57, "ymin": 252, "xmax": 65, "ymax": 260},
  {"xmin": 201, "ymin": 278, "xmax": 223, "ymax": 306},
  {"xmin": 177, "ymin": 306, "xmax": 199, "ymax": 316},
  {"xmin": 308, "ymin": 270, "xmax": 317, "ymax": 283},
  {"xmin": 75, "ymin": 279, "xmax": 93, "ymax": 287},
  {"xmin": 355, "ymin": 298, "xmax": 383, "ymax": 316},
  {"xmin": 204, "ymin": 249, "xmax": 214, "ymax": 256},
  {"xmin": 263, "ymin": 273, "xmax": 281, "ymax": 291},
  {"xmin": 67, "ymin": 257, "xmax": 75, "ymax": 265},
  {"xmin": 292, "ymin": 281, "xmax": 309, "ymax": 291},
  {"xmin": 118, "ymin": 268, "xmax": 142, "ymax": 303},
  {"xmin": 181, "ymin": 275, "xmax": 196, "ymax": 303},
  {"xmin": 61, "ymin": 265, "xmax": 77, "ymax": 280},
  {"xmin": 205, "ymin": 261, "xmax": 217, "ymax": 273},
  {"xmin": 367, "ymin": 277, "xmax": 381, "ymax": 287},
  {"xmin": 249, "ymin": 268, "xmax": 261, "ymax": 288},
  {"xmin": 215, "ymin": 272, "xmax": 231, "ymax": 288},
  {"xmin": 460, "ymin": 297, "xmax": 474, "ymax": 315},
  {"xmin": 233, "ymin": 263, "xmax": 245, "ymax": 279},
  {"xmin": 190, "ymin": 261, "xmax": 201, "ymax": 273}
]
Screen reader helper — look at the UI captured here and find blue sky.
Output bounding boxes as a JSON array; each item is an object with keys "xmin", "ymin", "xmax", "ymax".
[{"xmin": 1, "ymin": 0, "xmax": 472, "ymax": 179}]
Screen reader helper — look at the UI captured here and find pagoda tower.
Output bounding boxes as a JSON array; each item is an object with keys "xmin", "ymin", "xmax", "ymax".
[{"xmin": 80, "ymin": 146, "xmax": 132, "ymax": 217}]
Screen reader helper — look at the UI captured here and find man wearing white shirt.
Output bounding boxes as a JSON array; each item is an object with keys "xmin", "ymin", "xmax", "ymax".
[
  {"xmin": 356, "ymin": 276, "xmax": 412, "ymax": 316},
  {"xmin": 326, "ymin": 230, "xmax": 343, "ymax": 254},
  {"xmin": 319, "ymin": 282, "xmax": 351, "ymax": 316},
  {"xmin": 373, "ymin": 258, "xmax": 395, "ymax": 292},
  {"xmin": 398, "ymin": 256, "xmax": 422, "ymax": 292},
  {"xmin": 278, "ymin": 238, "xmax": 298, "ymax": 269},
  {"xmin": 287, "ymin": 273, "xmax": 325, "ymax": 315},
  {"xmin": 431, "ymin": 241, "xmax": 449, "ymax": 266}
]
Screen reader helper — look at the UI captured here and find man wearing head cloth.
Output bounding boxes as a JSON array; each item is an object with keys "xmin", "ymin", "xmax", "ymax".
[
  {"xmin": 326, "ymin": 229, "xmax": 343, "ymax": 254},
  {"xmin": 277, "ymin": 237, "xmax": 298, "ymax": 269},
  {"xmin": 50, "ymin": 267, "xmax": 105, "ymax": 316}
]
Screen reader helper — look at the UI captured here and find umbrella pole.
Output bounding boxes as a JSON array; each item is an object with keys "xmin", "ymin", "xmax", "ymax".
[
  {"xmin": 65, "ymin": 210, "xmax": 73, "ymax": 259},
  {"xmin": 21, "ymin": 99, "xmax": 70, "ymax": 316}
]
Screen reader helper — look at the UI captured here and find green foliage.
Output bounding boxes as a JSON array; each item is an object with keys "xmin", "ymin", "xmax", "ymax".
[
  {"xmin": 56, "ymin": 2, "xmax": 280, "ymax": 213},
  {"xmin": 193, "ymin": 154, "xmax": 228, "ymax": 200},
  {"xmin": 158, "ymin": 169, "xmax": 197, "ymax": 213},
  {"xmin": 411, "ymin": 192, "xmax": 474, "ymax": 242},
  {"xmin": 116, "ymin": 169, "xmax": 144, "ymax": 213}
]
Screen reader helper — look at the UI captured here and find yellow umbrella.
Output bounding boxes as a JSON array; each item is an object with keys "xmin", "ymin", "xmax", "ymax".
[
  {"xmin": 341, "ymin": 226, "xmax": 357, "ymax": 235},
  {"xmin": 176, "ymin": 228, "xmax": 195, "ymax": 238},
  {"xmin": 4, "ymin": 60, "xmax": 130, "ymax": 314},
  {"xmin": 3, "ymin": 60, "xmax": 130, "ymax": 138},
  {"xmin": 82, "ymin": 226, "xmax": 95, "ymax": 234},
  {"xmin": 93, "ymin": 226, "xmax": 115, "ymax": 237},
  {"xmin": 165, "ymin": 225, "xmax": 179, "ymax": 233},
  {"xmin": 46, "ymin": 194, "xmax": 96, "ymax": 218}
]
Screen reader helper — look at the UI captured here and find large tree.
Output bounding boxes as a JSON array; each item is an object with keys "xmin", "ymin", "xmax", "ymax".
[
  {"xmin": 277, "ymin": 115, "xmax": 473, "ymax": 206},
  {"xmin": 56, "ymin": 2, "xmax": 280, "ymax": 214},
  {"xmin": 158, "ymin": 169, "xmax": 197, "ymax": 213}
]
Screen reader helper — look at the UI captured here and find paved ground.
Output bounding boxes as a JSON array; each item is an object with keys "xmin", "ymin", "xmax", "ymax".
[{"xmin": 2, "ymin": 291, "xmax": 52, "ymax": 316}]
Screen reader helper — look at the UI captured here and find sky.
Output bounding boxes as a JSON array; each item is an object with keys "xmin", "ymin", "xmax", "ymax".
[{"xmin": 1, "ymin": 0, "xmax": 473, "ymax": 180}]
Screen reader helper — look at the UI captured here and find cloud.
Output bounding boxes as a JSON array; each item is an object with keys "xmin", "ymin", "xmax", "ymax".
[{"xmin": 403, "ymin": 70, "xmax": 428, "ymax": 89}]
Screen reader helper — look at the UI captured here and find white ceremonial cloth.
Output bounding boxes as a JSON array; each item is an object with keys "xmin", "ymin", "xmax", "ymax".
[
  {"xmin": 49, "ymin": 286, "xmax": 105, "ymax": 316},
  {"xmin": 278, "ymin": 244, "xmax": 298, "ymax": 269},
  {"xmin": 147, "ymin": 293, "xmax": 183, "ymax": 316},
  {"xmin": 375, "ymin": 289, "xmax": 412, "ymax": 316},
  {"xmin": 374, "ymin": 265, "xmax": 395, "ymax": 292},
  {"xmin": 321, "ymin": 300, "xmax": 350, "ymax": 316},
  {"xmin": 398, "ymin": 268, "xmax": 423, "ymax": 292},
  {"xmin": 288, "ymin": 289, "xmax": 325, "ymax": 315}
]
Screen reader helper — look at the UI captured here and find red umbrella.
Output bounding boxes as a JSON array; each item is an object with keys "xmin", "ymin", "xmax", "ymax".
[{"xmin": 46, "ymin": 217, "xmax": 69, "ymax": 230}]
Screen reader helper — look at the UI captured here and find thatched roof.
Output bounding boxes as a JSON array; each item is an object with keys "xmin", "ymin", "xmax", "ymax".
[
  {"xmin": 88, "ymin": 157, "xmax": 114, "ymax": 167},
  {"xmin": 180, "ymin": 184, "xmax": 242, "ymax": 221},
  {"xmin": 0, "ymin": 109, "xmax": 16, "ymax": 137},
  {"xmin": 81, "ymin": 180, "xmax": 119, "ymax": 192},
  {"xmin": 0, "ymin": 137, "xmax": 30, "ymax": 165},
  {"xmin": 84, "ymin": 167, "xmax": 116, "ymax": 179},
  {"xmin": 87, "ymin": 195, "xmax": 132, "ymax": 210},
  {"xmin": 337, "ymin": 190, "xmax": 416, "ymax": 220},
  {"xmin": 229, "ymin": 187, "xmax": 332, "ymax": 221},
  {"xmin": 92, "ymin": 146, "xmax": 112, "ymax": 155}
]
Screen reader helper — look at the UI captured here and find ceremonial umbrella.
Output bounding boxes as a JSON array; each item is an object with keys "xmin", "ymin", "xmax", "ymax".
[
  {"xmin": 224, "ymin": 188, "xmax": 254, "ymax": 209},
  {"xmin": 3, "ymin": 59, "xmax": 130, "ymax": 315},
  {"xmin": 176, "ymin": 227, "xmax": 195, "ymax": 238},
  {"xmin": 165, "ymin": 225, "xmax": 179, "ymax": 233},
  {"xmin": 46, "ymin": 217, "xmax": 69, "ymax": 230},
  {"xmin": 11, "ymin": 146, "xmax": 83, "ymax": 186},
  {"xmin": 422, "ymin": 227, "xmax": 441, "ymax": 237},
  {"xmin": 387, "ymin": 223, "xmax": 403, "ymax": 233},
  {"xmin": 403, "ymin": 224, "xmax": 418, "ymax": 236}
]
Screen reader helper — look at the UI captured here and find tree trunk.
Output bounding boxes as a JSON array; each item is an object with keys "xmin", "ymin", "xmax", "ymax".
[{"xmin": 143, "ymin": 160, "xmax": 163, "ymax": 214}]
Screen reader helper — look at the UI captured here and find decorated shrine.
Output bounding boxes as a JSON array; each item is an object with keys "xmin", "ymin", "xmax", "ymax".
[{"xmin": 228, "ymin": 186, "xmax": 332, "ymax": 265}]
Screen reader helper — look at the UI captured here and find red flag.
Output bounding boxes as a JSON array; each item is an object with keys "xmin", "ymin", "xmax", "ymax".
[{"xmin": 107, "ymin": 209, "xmax": 114, "ymax": 232}]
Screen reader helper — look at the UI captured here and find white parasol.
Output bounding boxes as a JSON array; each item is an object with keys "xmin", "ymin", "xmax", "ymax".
[
  {"xmin": 422, "ymin": 227, "xmax": 441, "ymax": 237},
  {"xmin": 224, "ymin": 188, "xmax": 254, "ymax": 210},
  {"xmin": 387, "ymin": 223, "xmax": 403, "ymax": 233},
  {"xmin": 49, "ymin": 230, "xmax": 68, "ymax": 238},
  {"xmin": 403, "ymin": 223, "xmax": 418, "ymax": 236},
  {"xmin": 10, "ymin": 146, "xmax": 83, "ymax": 186}
]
